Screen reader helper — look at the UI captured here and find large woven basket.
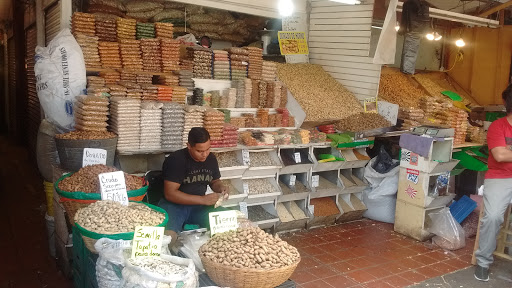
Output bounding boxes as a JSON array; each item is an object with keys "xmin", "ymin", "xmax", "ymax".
[
  {"xmin": 55, "ymin": 173, "xmax": 147, "ymax": 225},
  {"xmin": 199, "ymin": 252, "xmax": 300, "ymax": 288},
  {"xmin": 75, "ymin": 202, "xmax": 168, "ymax": 253}
]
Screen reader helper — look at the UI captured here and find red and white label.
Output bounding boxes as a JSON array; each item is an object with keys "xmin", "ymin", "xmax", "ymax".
[{"xmin": 405, "ymin": 185, "xmax": 417, "ymax": 199}]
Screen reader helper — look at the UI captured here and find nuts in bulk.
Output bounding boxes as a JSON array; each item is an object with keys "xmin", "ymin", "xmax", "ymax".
[
  {"xmin": 55, "ymin": 131, "xmax": 116, "ymax": 140},
  {"xmin": 277, "ymin": 64, "xmax": 363, "ymax": 122},
  {"xmin": 245, "ymin": 178, "xmax": 275, "ymax": 195},
  {"xmin": 199, "ymin": 227, "xmax": 300, "ymax": 269},
  {"xmin": 75, "ymin": 201, "xmax": 165, "ymax": 233},
  {"xmin": 58, "ymin": 164, "xmax": 144, "ymax": 193},
  {"xmin": 335, "ymin": 112, "xmax": 392, "ymax": 132},
  {"xmin": 249, "ymin": 152, "xmax": 276, "ymax": 167},
  {"xmin": 213, "ymin": 151, "xmax": 241, "ymax": 168},
  {"xmin": 276, "ymin": 203, "xmax": 294, "ymax": 222},
  {"xmin": 128, "ymin": 257, "xmax": 187, "ymax": 279}
]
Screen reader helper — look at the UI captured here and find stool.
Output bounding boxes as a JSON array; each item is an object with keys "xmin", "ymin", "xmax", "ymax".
[{"xmin": 472, "ymin": 203, "xmax": 512, "ymax": 264}]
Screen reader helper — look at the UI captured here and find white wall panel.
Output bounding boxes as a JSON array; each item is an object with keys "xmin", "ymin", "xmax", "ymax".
[{"xmin": 308, "ymin": 0, "xmax": 382, "ymax": 101}]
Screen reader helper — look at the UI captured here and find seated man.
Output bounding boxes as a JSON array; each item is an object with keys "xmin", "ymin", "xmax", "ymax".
[{"xmin": 159, "ymin": 127, "xmax": 229, "ymax": 242}]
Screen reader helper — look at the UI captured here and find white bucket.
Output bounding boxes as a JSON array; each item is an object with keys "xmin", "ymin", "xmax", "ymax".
[{"xmin": 45, "ymin": 213, "xmax": 56, "ymax": 258}]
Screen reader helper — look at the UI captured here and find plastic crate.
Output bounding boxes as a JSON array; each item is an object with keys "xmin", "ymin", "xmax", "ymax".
[{"xmin": 450, "ymin": 195, "xmax": 477, "ymax": 223}]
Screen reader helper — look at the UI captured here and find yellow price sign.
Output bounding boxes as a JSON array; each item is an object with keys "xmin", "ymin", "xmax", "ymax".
[
  {"xmin": 278, "ymin": 31, "xmax": 309, "ymax": 55},
  {"xmin": 131, "ymin": 226, "xmax": 165, "ymax": 259}
]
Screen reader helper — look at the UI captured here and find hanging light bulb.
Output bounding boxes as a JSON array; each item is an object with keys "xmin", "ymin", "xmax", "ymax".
[
  {"xmin": 426, "ymin": 32, "xmax": 435, "ymax": 41},
  {"xmin": 455, "ymin": 38, "xmax": 466, "ymax": 47},
  {"xmin": 395, "ymin": 22, "xmax": 400, "ymax": 32},
  {"xmin": 434, "ymin": 32, "xmax": 442, "ymax": 41},
  {"xmin": 278, "ymin": 0, "xmax": 294, "ymax": 17}
]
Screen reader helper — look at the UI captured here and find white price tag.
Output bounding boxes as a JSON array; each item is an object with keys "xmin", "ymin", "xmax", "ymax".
[
  {"xmin": 242, "ymin": 149, "xmax": 250, "ymax": 166},
  {"xmin": 294, "ymin": 152, "xmax": 302, "ymax": 163},
  {"xmin": 82, "ymin": 148, "xmax": 107, "ymax": 167},
  {"xmin": 312, "ymin": 175, "xmax": 320, "ymax": 188},
  {"xmin": 243, "ymin": 183, "xmax": 249, "ymax": 194},
  {"xmin": 99, "ymin": 171, "xmax": 129, "ymax": 206},
  {"xmin": 131, "ymin": 226, "xmax": 164, "ymax": 259},
  {"xmin": 308, "ymin": 205, "xmax": 315, "ymax": 215},
  {"xmin": 239, "ymin": 202, "xmax": 248, "ymax": 218},
  {"xmin": 289, "ymin": 175, "xmax": 296, "ymax": 186}
]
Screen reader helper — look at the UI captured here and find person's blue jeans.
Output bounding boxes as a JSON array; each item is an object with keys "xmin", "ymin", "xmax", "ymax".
[{"xmin": 158, "ymin": 198, "xmax": 224, "ymax": 232}]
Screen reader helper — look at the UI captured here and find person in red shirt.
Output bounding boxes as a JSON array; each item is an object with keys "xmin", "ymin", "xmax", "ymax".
[{"xmin": 474, "ymin": 84, "xmax": 512, "ymax": 281}]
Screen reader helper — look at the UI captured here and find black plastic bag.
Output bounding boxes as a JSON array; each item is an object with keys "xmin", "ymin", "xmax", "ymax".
[{"xmin": 372, "ymin": 146, "xmax": 400, "ymax": 174}]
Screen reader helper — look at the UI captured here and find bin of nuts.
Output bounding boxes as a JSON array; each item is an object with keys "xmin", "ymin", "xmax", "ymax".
[
  {"xmin": 199, "ymin": 226, "xmax": 300, "ymax": 288},
  {"xmin": 75, "ymin": 200, "xmax": 167, "ymax": 253}
]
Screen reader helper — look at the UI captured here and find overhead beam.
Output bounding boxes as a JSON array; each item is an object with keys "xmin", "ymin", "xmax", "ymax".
[
  {"xmin": 397, "ymin": 2, "xmax": 500, "ymax": 28},
  {"xmin": 477, "ymin": 1, "xmax": 512, "ymax": 18}
]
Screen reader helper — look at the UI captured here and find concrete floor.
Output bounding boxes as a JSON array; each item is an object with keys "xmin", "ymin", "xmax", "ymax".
[{"xmin": 411, "ymin": 257, "xmax": 512, "ymax": 288}]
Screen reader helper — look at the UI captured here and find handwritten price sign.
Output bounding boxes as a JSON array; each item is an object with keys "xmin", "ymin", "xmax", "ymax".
[
  {"xmin": 99, "ymin": 171, "xmax": 129, "ymax": 206},
  {"xmin": 131, "ymin": 226, "xmax": 165, "ymax": 259}
]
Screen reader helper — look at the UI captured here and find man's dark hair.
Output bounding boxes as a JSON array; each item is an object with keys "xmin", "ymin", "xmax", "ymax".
[
  {"xmin": 188, "ymin": 127, "xmax": 210, "ymax": 146},
  {"xmin": 503, "ymin": 84, "xmax": 512, "ymax": 113}
]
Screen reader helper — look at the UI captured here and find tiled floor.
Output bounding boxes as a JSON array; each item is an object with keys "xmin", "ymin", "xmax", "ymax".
[{"xmin": 282, "ymin": 221, "xmax": 475, "ymax": 288}]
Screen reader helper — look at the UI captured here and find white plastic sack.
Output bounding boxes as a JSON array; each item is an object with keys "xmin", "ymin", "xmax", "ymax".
[
  {"xmin": 179, "ymin": 231, "xmax": 210, "ymax": 273},
  {"xmin": 35, "ymin": 28, "xmax": 86, "ymax": 131},
  {"xmin": 373, "ymin": 0, "xmax": 398, "ymax": 64},
  {"xmin": 429, "ymin": 207, "xmax": 466, "ymax": 250},
  {"xmin": 362, "ymin": 157, "xmax": 400, "ymax": 223},
  {"xmin": 94, "ymin": 237, "xmax": 173, "ymax": 288},
  {"xmin": 122, "ymin": 254, "xmax": 198, "ymax": 288}
]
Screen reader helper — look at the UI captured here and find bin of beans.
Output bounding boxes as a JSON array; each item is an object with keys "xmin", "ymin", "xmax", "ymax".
[
  {"xmin": 308, "ymin": 196, "xmax": 340, "ymax": 228},
  {"xmin": 213, "ymin": 150, "xmax": 247, "ymax": 178},
  {"xmin": 244, "ymin": 177, "xmax": 281, "ymax": 204}
]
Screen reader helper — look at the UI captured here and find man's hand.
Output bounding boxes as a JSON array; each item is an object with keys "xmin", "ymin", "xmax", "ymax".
[
  {"xmin": 219, "ymin": 185, "xmax": 230, "ymax": 200},
  {"xmin": 202, "ymin": 192, "xmax": 221, "ymax": 206}
]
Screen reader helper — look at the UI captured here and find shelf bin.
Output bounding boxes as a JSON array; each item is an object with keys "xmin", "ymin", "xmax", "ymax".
[
  {"xmin": 311, "ymin": 170, "xmax": 344, "ymax": 198},
  {"xmin": 397, "ymin": 168, "xmax": 455, "ymax": 209},
  {"xmin": 278, "ymin": 173, "xmax": 311, "ymax": 202},
  {"xmin": 339, "ymin": 168, "xmax": 368, "ymax": 194},
  {"xmin": 307, "ymin": 196, "xmax": 340, "ymax": 229},
  {"xmin": 219, "ymin": 178, "xmax": 248, "ymax": 207},
  {"xmin": 244, "ymin": 177, "xmax": 281, "ymax": 204},
  {"xmin": 275, "ymin": 200, "xmax": 309, "ymax": 232},
  {"xmin": 248, "ymin": 203, "xmax": 279, "ymax": 230},
  {"xmin": 243, "ymin": 149, "xmax": 282, "ymax": 177},
  {"xmin": 311, "ymin": 146, "xmax": 345, "ymax": 172},
  {"xmin": 279, "ymin": 147, "xmax": 314, "ymax": 174},
  {"xmin": 339, "ymin": 148, "xmax": 370, "ymax": 169},
  {"xmin": 336, "ymin": 193, "xmax": 367, "ymax": 224},
  {"xmin": 214, "ymin": 150, "xmax": 248, "ymax": 178}
]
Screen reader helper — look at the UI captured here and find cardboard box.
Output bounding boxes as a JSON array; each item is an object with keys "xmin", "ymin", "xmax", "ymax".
[
  {"xmin": 394, "ymin": 200, "xmax": 442, "ymax": 241},
  {"xmin": 400, "ymin": 138, "xmax": 457, "ymax": 173},
  {"xmin": 397, "ymin": 167, "xmax": 455, "ymax": 209}
]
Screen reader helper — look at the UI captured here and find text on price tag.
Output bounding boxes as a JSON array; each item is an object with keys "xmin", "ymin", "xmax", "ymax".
[
  {"xmin": 243, "ymin": 182, "xmax": 249, "ymax": 194},
  {"xmin": 131, "ymin": 226, "xmax": 165, "ymax": 259},
  {"xmin": 312, "ymin": 175, "xmax": 320, "ymax": 188},
  {"xmin": 209, "ymin": 210, "xmax": 238, "ymax": 236},
  {"xmin": 242, "ymin": 149, "xmax": 250, "ymax": 166},
  {"xmin": 99, "ymin": 171, "xmax": 129, "ymax": 206},
  {"xmin": 82, "ymin": 148, "xmax": 107, "ymax": 167},
  {"xmin": 239, "ymin": 202, "xmax": 248, "ymax": 218},
  {"xmin": 289, "ymin": 175, "xmax": 296, "ymax": 186},
  {"xmin": 294, "ymin": 152, "xmax": 302, "ymax": 163}
]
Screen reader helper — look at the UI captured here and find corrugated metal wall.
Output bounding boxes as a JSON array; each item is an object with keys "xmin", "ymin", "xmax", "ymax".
[
  {"xmin": 26, "ymin": 25, "xmax": 40, "ymax": 156},
  {"xmin": 45, "ymin": 1, "xmax": 61, "ymax": 45},
  {"xmin": 308, "ymin": 0, "xmax": 381, "ymax": 101},
  {"xmin": 7, "ymin": 37, "xmax": 16, "ymax": 132}
]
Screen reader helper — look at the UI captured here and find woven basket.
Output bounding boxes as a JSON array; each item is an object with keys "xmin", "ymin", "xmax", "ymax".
[
  {"xmin": 199, "ymin": 253, "xmax": 300, "ymax": 288},
  {"xmin": 55, "ymin": 173, "xmax": 148, "ymax": 226},
  {"xmin": 75, "ymin": 202, "xmax": 168, "ymax": 253}
]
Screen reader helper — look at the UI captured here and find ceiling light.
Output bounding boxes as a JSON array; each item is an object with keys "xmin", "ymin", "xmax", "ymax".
[
  {"xmin": 455, "ymin": 38, "xmax": 466, "ymax": 47},
  {"xmin": 329, "ymin": 0, "xmax": 361, "ymax": 4},
  {"xmin": 426, "ymin": 33, "xmax": 435, "ymax": 41},
  {"xmin": 278, "ymin": 0, "xmax": 294, "ymax": 17},
  {"xmin": 434, "ymin": 32, "xmax": 442, "ymax": 41}
]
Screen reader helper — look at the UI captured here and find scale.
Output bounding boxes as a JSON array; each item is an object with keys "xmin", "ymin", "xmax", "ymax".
[{"xmin": 412, "ymin": 125, "xmax": 455, "ymax": 138}]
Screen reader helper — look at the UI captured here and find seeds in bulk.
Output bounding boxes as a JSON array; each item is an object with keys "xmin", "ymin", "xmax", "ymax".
[
  {"xmin": 277, "ymin": 64, "xmax": 363, "ymax": 122},
  {"xmin": 58, "ymin": 164, "xmax": 143, "ymax": 193},
  {"xmin": 247, "ymin": 205, "xmax": 276, "ymax": 222},
  {"xmin": 55, "ymin": 130, "xmax": 116, "ymax": 140},
  {"xmin": 279, "ymin": 181, "xmax": 294, "ymax": 195},
  {"xmin": 316, "ymin": 176, "xmax": 337, "ymax": 190},
  {"xmin": 245, "ymin": 178, "xmax": 275, "ymax": 195},
  {"xmin": 276, "ymin": 203, "xmax": 294, "ymax": 222},
  {"xmin": 335, "ymin": 112, "xmax": 392, "ymax": 132},
  {"xmin": 128, "ymin": 257, "xmax": 187, "ymax": 279},
  {"xmin": 289, "ymin": 202, "xmax": 307, "ymax": 219},
  {"xmin": 200, "ymin": 227, "xmax": 300, "ymax": 269},
  {"xmin": 310, "ymin": 197, "xmax": 339, "ymax": 217},
  {"xmin": 249, "ymin": 152, "xmax": 276, "ymax": 167},
  {"xmin": 214, "ymin": 151, "xmax": 241, "ymax": 168},
  {"xmin": 75, "ymin": 201, "xmax": 165, "ymax": 233}
]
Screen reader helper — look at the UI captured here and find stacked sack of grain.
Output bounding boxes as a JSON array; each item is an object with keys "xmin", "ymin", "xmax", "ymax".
[
  {"xmin": 118, "ymin": 81, "xmax": 143, "ymax": 100},
  {"xmin": 88, "ymin": 0, "xmax": 126, "ymax": 18},
  {"xmin": 98, "ymin": 41, "xmax": 122, "ymax": 69},
  {"xmin": 99, "ymin": 71, "xmax": 120, "ymax": 84},
  {"xmin": 224, "ymin": 88, "xmax": 236, "ymax": 108},
  {"xmin": 204, "ymin": 109, "xmax": 225, "ymax": 146},
  {"xmin": 172, "ymin": 86, "xmax": 187, "ymax": 104},
  {"xmin": 221, "ymin": 123, "xmax": 238, "ymax": 147},
  {"xmin": 141, "ymin": 84, "xmax": 158, "ymax": 101},
  {"xmin": 227, "ymin": 47, "xmax": 248, "ymax": 80},
  {"xmin": 119, "ymin": 39, "xmax": 143, "ymax": 71},
  {"xmin": 250, "ymin": 80, "xmax": 260, "ymax": 108},
  {"xmin": 232, "ymin": 80, "xmax": 246, "ymax": 108},
  {"xmin": 125, "ymin": 1, "xmax": 163, "ymax": 21},
  {"xmin": 183, "ymin": 106, "xmax": 205, "ymax": 146},
  {"xmin": 179, "ymin": 70, "xmax": 194, "ymax": 101},
  {"xmin": 137, "ymin": 74, "xmax": 152, "ymax": 84},
  {"xmin": 158, "ymin": 74, "xmax": 179, "ymax": 86},
  {"xmin": 74, "ymin": 95, "xmax": 109, "ymax": 132},
  {"xmin": 106, "ymin": 84, "xmax": 127, "ymax": 98},
  {"xmin": 256, "ymin": 108, "xmax": 269, "ymax": 127},
  {"xmin": 86, "ymin": 76, "xmax": 108, "ymax": 97},
  {"xmin": 94, "ymin": 15, "xmax": 117, "ymax": 42},
  {"xmin": 116, "ymin": 18, "xmax": 136, "ymax": 40},
  {"xmin": 161, "ymin": 103, "xmax": 185, "ymax": 150},
  {"xmin": 265, "ymin": 81, "xmax": 282, "ymax": 109},
  {"xmin": 75, "ymin": 33, "xmax": 101, "ymax": 69},
  {"xmin": 247, "ymin": 47, "xmax": 263, "ymax": 80},
  {"xmin": 155, "ymin": 22, "xmax": 174, "ymax": 39},
  {"xmin": 160, "ymin": 39, "xmax": 180, "ymax": 73},
  {"xmin": 140, "ymin": 101, "xmax": 163, "ymax": 150},
  {"xmin": 110, "ymin": 97, "xmax": 141, "ymax": 151},
  {"xmin": 187, "ymin": 46, "xmax": 212, "ymax": 79},
  {"xmin": 72, "ymin": 12, "xmax": 95, "ymax": 37},
  {"xmin": 213, "ymin": 50, "xmax": 230, "ymax": 80},
  {"xmin": 262, "ymin": 61, "xmax": 277, "ymax": 81},
  {"xmin": 136, "ymin": 22, "xmax": 155, "ymax": 39},
  {"xmin": 258, "ymin": 81, "xmax": 268, "ymax": 108},
  {"xmin": 399, "ymin": 107, "xmax": 424, "ymax": 130},
  {"xmin": 121, "ymin": 71, "xmax": 137, "ymax": 82},
  {"xmin": 141, "ymin": 38, "xmax": 162, "ymax": 72},
  {"xmin": 449, "ymin": 108, "xmax": 468, "ymax": 145},
  {"xmin": 157, "ymin": 85, "xmax": 173, "ymax": 102}
]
